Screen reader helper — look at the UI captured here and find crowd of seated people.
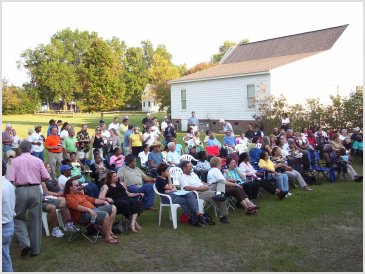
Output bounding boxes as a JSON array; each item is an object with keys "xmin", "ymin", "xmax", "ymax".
[{"xmin": 2, "ymin": 114, "xmax": 363, "ymax": 258}]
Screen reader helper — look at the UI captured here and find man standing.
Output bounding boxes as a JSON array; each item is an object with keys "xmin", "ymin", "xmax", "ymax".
[
  {"xmin": 7, "ymin": 141, "xmax": 50, "ymax": 257},
  {"xmin": 245, "ymin": 124, "xmax": 255, "ymax": 140},
  {"xmin": 219, "ymin": 119, "xmax": 234, "ymax": 135},
  {"xmin": 56, "ymin": 120, "xmax": 63, "ymax": 135},
  {"xmin": 163, "ymin": 121, "xmax": 176, "ymax": 146},
  {"xmin": 2, "ymin": 160, "xmax": 16, "ymax": 271},
  {"xmin": 2, "ymin": 124, "xmax": 13, "ymax": 161},
  {"xmin": 160, "ymin": 116, "xmax": 169, "ymax": 133},
  {"xmin": 118, "ymin": 154, "xmax": 156, "ymax": 211},
  {"xmin": 62, "ymin": 128, "xmax": 78, "ymax": 160},
  {"xmin": 187, "ymin": 111, "xmax": 199, "ymax": 133},
  {"xmin": 45, "ymin": 126, "xmax": 63, "ymax": 174},
  {"xmin": 29, "ymin": 125, "xmax": 45, "ymax": 161},
  {"xmin": 76, "ymin": 124, "xmax": 90, "ymax": 161},
  {"xmin": 120, "ymin": 116, "xmax": 129, "ymax": 136},
  {"xmin": 150, "ymin": 117, "xmax": 161, "ymax": 141},
  {"xmin": 179, "ymin": 161, "xmax": 229, "ymax": 224},
  {"xmin": 47, "ymin": 119, "xmax": 56, "ymax": 137},
  {"xmin": 123, "ymin": 125, "xmax": 134, "ymax": 156},
  {"xmin": 108, "ymin": 117, "xmax": 120, "ymax": 136}
]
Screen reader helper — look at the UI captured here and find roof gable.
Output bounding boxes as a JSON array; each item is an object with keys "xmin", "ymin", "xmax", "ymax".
[{"xmin": 171, "ymin": 25, "xmax": 348, "ymax": 84}]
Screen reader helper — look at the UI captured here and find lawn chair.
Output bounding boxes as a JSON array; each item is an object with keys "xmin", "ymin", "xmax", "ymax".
[
  {"xmin": 41, "ymin": 209, "xmax": 64, "ymax": 237},
  {"xmin": 306, "ymin": 149, "xmax": 333, "ymax": 183},
  {"xmin": 180, "ymin": 154, "xmax": 199, "ymax": 163},
  {"xmin": 169, "ymin": 166, "xmax": 183, "ymax": 189}
]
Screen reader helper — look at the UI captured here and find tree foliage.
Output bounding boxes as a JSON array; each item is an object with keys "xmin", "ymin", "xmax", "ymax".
[{"xmin": 183, "ymin": 62, "xmax": 217, "ymax": 76}]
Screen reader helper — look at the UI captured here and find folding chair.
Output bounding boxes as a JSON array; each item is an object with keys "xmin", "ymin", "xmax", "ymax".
[{"xmin": 306, "ymin": 149, "xmax": 332, "ymax": 183}]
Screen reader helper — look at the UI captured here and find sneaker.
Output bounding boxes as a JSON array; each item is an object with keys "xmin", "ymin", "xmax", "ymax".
[
  {"xmin": 219, "ymin": 215, "xmax": 229, "ymax": 224},
  {"xmin": 64, "ymin": 223, "xmax": 80, "ymax": 232},
  {"xmin": 213, "ymin": 194, "xmax": 226, "ymax": 202},
  {"xmin": 287, "ymin": 192, "xmax": 293, "ymax": 196},
  {"xmin": 52, "ymin": 227, "xmax": 64, "ymax": 238},
  {"xmin": 303, "ymin": 186, "xmax": 312, "ymax": 191}
]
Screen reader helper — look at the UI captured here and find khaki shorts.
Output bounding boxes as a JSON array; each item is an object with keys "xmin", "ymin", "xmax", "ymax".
[
  {"xmin": 79, "ymin": 205, "xmax": 113, "ymax": 226},
  {"xmin": 42, "ymin": 198, "xmax": 61, "ymax": 212}
]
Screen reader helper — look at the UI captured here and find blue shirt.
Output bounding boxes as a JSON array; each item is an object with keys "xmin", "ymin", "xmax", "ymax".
[
  {"xmin": 124, "ymin": 130, "xmax": 132, "ymax": 147},
  {"xmin": 148, "ymin": 151, "xmax": 163, "ymax": 167},
  {"xmin": 207, "ymin": 138, "xmax": 219, "ymax": 146},
  {"xmin": 176, "ymin": 144, "xmax": 183, "ymax": 156},
  {"xmin": 188, "ymin": 117, "xmax": 199, "ymax": 126},
  {"xmin": 223, "ymin": 135, "xmax": 236, "ymax": 146}
]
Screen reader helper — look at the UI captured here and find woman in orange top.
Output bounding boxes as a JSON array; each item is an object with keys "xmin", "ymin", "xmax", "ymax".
[{"xmin": 64, "ymin": 176, "xmax": 118, "ymax": 244}]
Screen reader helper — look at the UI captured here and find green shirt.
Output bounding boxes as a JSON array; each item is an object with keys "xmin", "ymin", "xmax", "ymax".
[
  {"xmin": 117, "ymin": 166, "xmax": 146, "ymax": 187},
  {"xmin": 62, "ymin": 135, "xmax": 77, "ymax": 153}
]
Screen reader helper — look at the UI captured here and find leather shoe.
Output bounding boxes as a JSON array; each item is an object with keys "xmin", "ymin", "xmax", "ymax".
[
  {"xmin": 21, "ymin": 246, "xmax": 31, "ymax": 257},
  {"xmin": 145, "ymin": 207, "xmax": 157, "ymax": 211}
]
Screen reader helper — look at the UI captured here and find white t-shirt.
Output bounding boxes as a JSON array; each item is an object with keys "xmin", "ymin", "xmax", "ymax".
[
  {"xmin": 166, "ymin": 151, "xmax": 181, "ymax": 165},
  {"xmin": 207, "ymin": 167, "xmax": 225, "ymax": 185},
  {"xmin": 143, "ymin": 132, "xmax": 157, "ymax": 147},
  {"xmin": 58, "ymin": 175, "xmax": 69, "ymax": 189},
  {"xmin": 101, "ymin": 130, "xmax": 111, "ymax": 142},
  {"xmin": 2, "ymin": 176, "xmax": 15, "ymax": 224},
  {"xmin": 138, "ymin": 151, "xmax": 149, "ymax": 167},
  {"xmin": 29, "ymin": 132, "xmax": 44, "ymax": 152},
  {"xmin": 12, "ymin": 136, "xmax": 20, "ymax": 148},
  {"xmin": 151, "ymin": 125, "xmax": 160, "ymax": 136},
  {"xmin": 60, "ymin": 130, "xmax": 69, "ymax": 143},
  {"xmin": 108, "ymin": 123, "xmax": 120, "ymax": 134},
  {"xmin": 161, "ymin": 121, "xmax": 168, "ymax": 132},
  {"xmin": 179, "ymin": 172, "xmax": 203, "ymax": 189}
]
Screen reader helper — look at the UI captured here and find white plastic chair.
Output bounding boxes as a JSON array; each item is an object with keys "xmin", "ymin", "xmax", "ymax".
[
  {"xmin": 153, "ymin": 184, "xmax": 181, "ymax": 229},
  {"xmin": 42, "ymin": 209, "xmax": 64, "ymax": 237},
  {"xmin": 180, "ymin": 154, "xmax": 198, "ymax": 163},
  {"xmin": 256, "ymin": 143, "xmax": 262, "ymax": 149},
  {"xmin": 235, "ymin": 144, "xmax": 247, "ymax": 154},
  {"xmin": 169, "ymin": 166, "xmax": 183, "ymax": 189}
]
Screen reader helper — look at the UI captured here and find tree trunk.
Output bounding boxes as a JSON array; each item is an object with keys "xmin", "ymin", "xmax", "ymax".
[{"xmin": 63, "ymin": 100, "xmax": 68, "ymax": 111}]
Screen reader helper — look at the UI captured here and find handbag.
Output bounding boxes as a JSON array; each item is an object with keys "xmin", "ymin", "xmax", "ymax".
[{"xmin": 112, "ymin": 219, "xmax": 129, "ymax": 234}]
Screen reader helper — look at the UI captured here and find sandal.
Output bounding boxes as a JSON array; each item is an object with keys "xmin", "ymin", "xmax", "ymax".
[
  {"xmin": 129, "ymin": 225, "xmax": 138, "ymax": 233},
  {"xmin": 111, "ymin": 233, "xmax": 118, "ymax": 239},
  {"xmin": 135, "ymin": 223, "xmax": 142, "ymax": 230},
  {"xmin": 105, "ymin": 238, "xmax": 118, "ymax": 244}
]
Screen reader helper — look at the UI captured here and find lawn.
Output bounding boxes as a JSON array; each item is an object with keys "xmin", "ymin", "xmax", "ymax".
[{"xmin": 3, "ymin": 114, "xmax": 363, "ymax": 272}]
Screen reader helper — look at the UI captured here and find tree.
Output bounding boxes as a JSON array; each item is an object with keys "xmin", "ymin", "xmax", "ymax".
[
  {"xmin": 80, "ymin": 38, "xmax": 125, "ymax": 112},
  {"xmin": 184, "ymin": 62, "xmax": 217, "ymax": 76},
  {"xmin": 149, "ymin": 52, "xmax": 180, "ymax": 111},
  {"xmin": 210, "ymin": 41, "xmax": 236, "ymax": 63}
]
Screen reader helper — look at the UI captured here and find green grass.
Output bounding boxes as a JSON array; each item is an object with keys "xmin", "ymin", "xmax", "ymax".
[{"xmin": 4, "ymin": 114, "xmax": 363, "ymax": 271}]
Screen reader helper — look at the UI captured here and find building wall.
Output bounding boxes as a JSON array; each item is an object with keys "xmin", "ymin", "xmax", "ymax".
[
  {"xmin": 142, "ymin": 98, "xmax": 159, "ymax": 113},
  {"xmin": 171, "ymin": 73, "xmax": 271, "ymax": 131}
]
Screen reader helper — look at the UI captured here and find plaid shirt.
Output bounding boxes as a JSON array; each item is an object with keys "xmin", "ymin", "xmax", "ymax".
[{"xmin": 76, "ymin": 130, "xmax": 90, "ymax": 152}]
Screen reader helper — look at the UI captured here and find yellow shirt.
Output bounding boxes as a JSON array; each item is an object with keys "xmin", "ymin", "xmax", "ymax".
[
  {"xmin": 120, "ymin": 124, "xmax": 128, "ymax": 135},
  {"xmin": 258, "ymin": 159, "xmax": 275, "ymax": 172},
  {"xmin": 130, "ymin": 133, "xmax": 143, "ymax": 147}
]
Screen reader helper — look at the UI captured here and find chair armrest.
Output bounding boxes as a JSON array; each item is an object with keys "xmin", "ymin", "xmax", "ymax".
[{"xmin": 157, "ymin": 192, "xmax": 174, "ymax": 205}]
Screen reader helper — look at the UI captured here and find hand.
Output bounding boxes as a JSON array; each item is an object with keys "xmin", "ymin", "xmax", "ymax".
[
  {"xmin": 104, "ymin": 200, "xmax": 110, "ymax": 205},
  {"xmin": 89, "ymin": 209, "xmax": 97, "ymax": 217},
  {"xmin": 139, "ymin": 193, "xmax": 145, "ymax": 198},
  {"xmin": 185, "ymin": 186, "xmax": 193, "ymax": 191},
  {"xmin": 106, "ymin": 197, "xmax": 113, "ymax": 203},
  {"xmin": 165, "ymin": 170, "xmax": 171, "ymax": 178}
]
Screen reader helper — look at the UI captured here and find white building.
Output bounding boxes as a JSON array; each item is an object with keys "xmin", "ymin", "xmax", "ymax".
[
  {"xmin": 141, "ymin": 84, "xmax": 160, "ymax": 113},
  {"xmin": 169, "ymin": 25, "xmax": 348, "ymax": 132}
]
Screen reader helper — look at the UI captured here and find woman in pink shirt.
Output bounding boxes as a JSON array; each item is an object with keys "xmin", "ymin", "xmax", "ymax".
[{"xmin": 109, "ymin": 148, "xmax": 125, "ymax": 172}]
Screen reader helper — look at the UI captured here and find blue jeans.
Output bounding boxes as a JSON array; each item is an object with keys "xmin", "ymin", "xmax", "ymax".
[
  {"xmin": 127, "ymin": 184, "xmax": 154, "ymax": 209},
  {"xmin": 267, "ymin": 173, "xmax": 289, "ymax": 192},
  {"xmin": 162, "ymin": 192, "xmax": 199, "ymax": 217},
  {"xmin": 3, "ymin": 145, "xmax": 12, "ymax": 161},
  {"xmin": 32, "ymin": 151, "xmax": 44, "ymax": 161},
  {"xmin": 2, "ymin": 221, "xmax": 14, "ymax": 272}
]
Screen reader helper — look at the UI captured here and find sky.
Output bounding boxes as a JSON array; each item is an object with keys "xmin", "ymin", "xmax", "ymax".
[{"xmin": 1, "ymin": 1, "xmax": 363, "ymax": 104}]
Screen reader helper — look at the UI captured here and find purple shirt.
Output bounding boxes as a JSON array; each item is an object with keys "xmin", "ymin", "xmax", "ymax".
[
  {"xmin": 7, "ymin": 153, "xmax": 50, "ymax": 185},
  {"xmin": 2, "ymin": 130, "xmax": 13, "ymax": 145}
]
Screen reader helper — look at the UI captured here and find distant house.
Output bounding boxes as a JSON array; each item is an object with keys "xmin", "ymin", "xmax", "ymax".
[
  {"xmin": 141, "ymin": 84, "xmax": 160, "ymax": 113},
  {"xmin": 169, "ymin": 25, "xmax": 348, "ymax": 132}
]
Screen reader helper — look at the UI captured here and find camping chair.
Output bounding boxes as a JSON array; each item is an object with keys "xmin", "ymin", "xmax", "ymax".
[
  {"xmin": 306, "ymin": 149, "xmax": 333, "ymax": 183},
  {"xmin": 169, "ymin": 166, "xmax": 183, "ymax": 189},
  {"xmin": 249, "ymin": 147, "xmax": 263, "ymax": 170},
  {"xmin": 205, "ymin": 145, "xmax": 220, "ymax": 157}
]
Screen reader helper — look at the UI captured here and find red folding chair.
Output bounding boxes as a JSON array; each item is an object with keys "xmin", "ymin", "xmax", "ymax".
[{"xmin": 205, "ymin": 146, "xmax": 220, "ymax": 156}]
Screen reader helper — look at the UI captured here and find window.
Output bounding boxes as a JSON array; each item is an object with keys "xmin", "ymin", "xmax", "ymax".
[
  {"xmin": 143, "ymin": 102, "xmax": 145, "ymax": 107},
  {"xmin": 181, "ymin": 89, "xmax": 187, "ymax": 110},
  {"xmin": 148, "ymin": 101, "xmax": 151, "ymax": 107},
  {"xmin": 247, "ymin": 85, "xmax": 255, "ymax": 109}
]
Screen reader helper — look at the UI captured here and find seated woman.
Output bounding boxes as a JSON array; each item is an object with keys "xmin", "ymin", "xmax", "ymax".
[
  {"xmin": 224, "ymin": 157, "xmax": 260, "ymax": 200},
  {"xmin": 183, "ymin": 127, "xmax": 194, "ymax": 145},
  {"xmin": 193, "ymin": 131, "xmax": 204, "ymax": 152},
  {"xmin": 207, "ymin": 132, "xmax": 221, "ymax": 148},
  {"xmin": 99, "ymin": 171, "xmax": 143, "ymax": 232},
  {"xmin": 109, "ymin": 148, "xmax": 125, "ymax": 172},
  {"xmin": 155, "ymin": 163, "xmax": 205, "ymax": 227},
  {"xmin": 271, "ymin": 147, "xmax": 312, "ymax": 191},
  {"xmin": 195, "ymin": 151, "xmax": 211, "ymax": 183},
  {"xmin": 238, "ymin": 152, "xmax": 285, "ymax": 199},
  {"xmin": 207, "ymin": 157, "xmax": 260, "ymax": 215},
  {"xmin": 261, "ymin": 136, "xmax": 273, "ymax": 155},
  {"xmin": 236, "ymin": 132, "xmax": 249, "ymax": 146},
  {"xmin": 306, "ymin": 130, "xmax": 317, "ymax": 148},
  {"xmin": 203, "ymin": 130, "xmax": 212, "ymax": 146},
  {"xmin": 90, "ymin": 152, "xmax": 111, "ymax": 190},
  {"xmin": 258, "ymin": 151, "xmax": 289, "ymax": 199},
  {"xmin": 138, "ymin": 143, "xmax": 150, "ymax": 168},
  {"xmin": 294, "ymin": 132, "xmax": 311, "ymax": 150}
]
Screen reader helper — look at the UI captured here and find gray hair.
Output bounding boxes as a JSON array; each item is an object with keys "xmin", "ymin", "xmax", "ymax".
[
  {"xmin": 68, "ymin": 128, "xmax": 75, "ymax": 134},
  {"xmin": 28, "ymin": 129, "xmax": 34, "ymax": 135},
  {"xmin": 19, "ymin": 140, "xmax": 32, "ymax": 153},
  {"xmin": 6, "ymin": 123, "xmax": 12, "ymax": 128},
  {"xmin": 167, "ymin": 142, "xmax": 175, "ymax": 149}
]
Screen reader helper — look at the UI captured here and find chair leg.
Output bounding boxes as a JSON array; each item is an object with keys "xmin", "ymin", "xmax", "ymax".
[
  {"xmin": 56, "ymin": 209, "xmax": 64, "ymax": 228},
  {"xmin": 158, "ymin": 205, "xmax": 162, "ymax": 226},
  {"xmin": 170, "ymin": 206, "xmax": 178, "ymax": 229},
  {"xmin": 42, "ymin": 212, "xmax": 50, "ymax": 237}
]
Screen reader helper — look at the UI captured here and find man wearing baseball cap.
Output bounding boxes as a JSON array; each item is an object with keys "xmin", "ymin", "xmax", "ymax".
[{"xmin": 57, "ymin": 165, "xmax": 73, "ymax": 190}]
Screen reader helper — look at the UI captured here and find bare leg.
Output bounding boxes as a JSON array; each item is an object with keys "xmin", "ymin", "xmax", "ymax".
[{"xmin": 46, "ymin": 205, "xmax": 58, "ymax": 228}]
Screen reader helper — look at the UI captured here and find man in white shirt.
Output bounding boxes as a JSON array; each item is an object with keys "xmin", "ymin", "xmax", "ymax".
[
  {"xmin": 29, "ymin": 125, "xmax": 45, "ymax": 161},
  {"xmin": 108, "ymin": 117, "xmax": 120, "ymax": 135},
  {"xmin": 2, "ymin": 160, "xmax": 16, "ymax": 272},
  {"xmin": 57, "ymin": 165, "xmax": 73, "ymax": 190},
  {"xmin": 150, "ymin": 117, "xmax": 161, "ymax": 140},
  {"xmin": 160, "ymin": 116, "xmax": 168, "ymax": 133},
  {"xmin": 166, "ymin": 142, "xmax": 181, "ymax": 166},
  {"xmin": 179, "ymin": 161, "xmax": 229, "ymax": 224}
]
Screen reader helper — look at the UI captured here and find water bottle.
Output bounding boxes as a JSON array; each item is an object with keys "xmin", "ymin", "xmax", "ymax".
[{"xmin": 90, "ymin": 214, "xmax": 97, "ymax": 224}]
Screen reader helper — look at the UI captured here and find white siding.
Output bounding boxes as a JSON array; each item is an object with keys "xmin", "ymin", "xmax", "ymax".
[{"xmin": 171, "ymin": 74, "xmax": 270, "ymax": 121}]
